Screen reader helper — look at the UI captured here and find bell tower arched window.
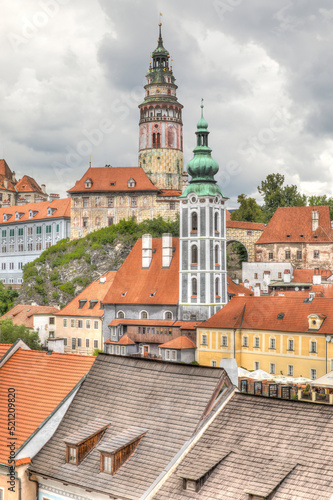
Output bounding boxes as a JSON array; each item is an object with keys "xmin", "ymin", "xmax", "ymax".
[
  {"xmin": 191, "ymin": 245, "xmax": 198, "ymax": 264},
  {"xmin": 191, "ymin": 212, "xmax": 198, "ymax": 232},
  {"xmin": 214, "ymin": 212, "xmax": 219, "ymax": 233},
  {"xmin": 215, "ymin": 245, "xmax": 219, "ymax": 264},
  {"xmin": 215, "ymin": 277, "xmax": 220, "ymax": 297},
  {"xmin": 192, "ymin": 278, "xmax": 197, "ymax": 297}
]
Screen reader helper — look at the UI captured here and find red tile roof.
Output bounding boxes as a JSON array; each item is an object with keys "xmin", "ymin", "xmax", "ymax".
[
  {"xmin": 1, "ymin": 305, "xmax": 59, "ymax": 329},
  {"xmin": 227, "ymin": 276, "xmax": 253, "ymax": 296},
  {"xmin": 0, "ymin": 176, "xmax": 16, "ymax": 192},
  {"xmin": 16, "ymin": 175, "xmax": 44, "ymax": 194},
  {"xmin": 0, "ymin": 348, "xmax": 94, "ymax": 463},
  {"xmin": 0, "ymin": 198, "xmax": 71, "ymax": 225},
  {"xmin": 57, "ymin": 272, "xmax": 117, "ymax": 318},
  {"xmin": 226, "ymin": 220, "xmax": 266, "ymax": 230},
  {"xmin": 157, "ymin": 190, "xmax": 181, "ymax": 197},
  {"xmin": 68, "ymin": 167, "xmax": 159, "ymax": 193},
  {"xmin": 114, "ymin": 335, "xmax": 136, "ymax": 345},
  {"xmin": 159, "ymin": 336, "xmax": 196, "ymax": 349},
  {"xmin": 292, "ymin": 269, "xmax": 332, "ymax": 283},
  {"xmin": 174, "ymin": 321, "xmax": 201, "ymax": 330},
  {"xmin": 0, "ymin": 159, "xmax": 13, "ymax": 179},
  {"xmin": 103, "ymin": 238, "xmax": 180, "ymax": 306},
  {"xmin": 257, "ymin": 206, "xmax": 333, "ymax": 244},
  {"xmin": 200, "ymin": 296, "xmax": 333, "ymax": 333},
  {"xmin": 0, "ymin": 344, "xmax": 13, "ymax": 358}
]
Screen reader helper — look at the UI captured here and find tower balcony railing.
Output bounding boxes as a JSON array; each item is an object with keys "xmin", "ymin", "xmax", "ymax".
[{"xmin": 139, "ymin": 116, "xmax": 182, "ymax": 124}]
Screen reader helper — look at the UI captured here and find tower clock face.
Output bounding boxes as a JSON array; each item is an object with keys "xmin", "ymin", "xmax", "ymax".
[{"xmin": 155, "ymin": 88, "xmax": 161, "ymax": 94}]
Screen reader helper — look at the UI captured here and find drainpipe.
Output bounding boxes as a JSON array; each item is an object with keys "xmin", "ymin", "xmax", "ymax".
[
  {"xmin": 28, "ymin": 471, "xmax": 39, "ymax": 499},
  {"xmin": 233, "ymin": 329, "xmax": 236, "ymax": 359}
]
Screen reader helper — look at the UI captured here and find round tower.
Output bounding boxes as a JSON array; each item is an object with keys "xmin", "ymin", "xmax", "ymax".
[
  {"xmin": 138, "ymin": 23, "xmax": 183, "ymax": 191},
  {"xmin": 179, "ymin": 103, "xmax": 228, "ymax": 321}
]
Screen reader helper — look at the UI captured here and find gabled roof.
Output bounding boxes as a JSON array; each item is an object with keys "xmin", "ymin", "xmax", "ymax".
[
  {"xmin": 226, "ymin": 219, "xmax": 266, "ymax": 230},
  {"xmin": 200, "ymin": 296, "xmax": 333, "ymax": 333},
  {"xmin": 0, "ymin": 343, "xmax": 13, "ymax": 358},
  {"xmin": 1, "ymin": 304, "xmax": 59, "ymax": 329},
  {"xmin": 227, "ymin": 276, "xmax": 253, "ymax": 297},
  {"xmin": 159, "ymin": 336, "xmax": 196, "ymax": 349},
  {"xmin": 157, "ymin": 190, "xmax": 182, "ymax": 198},
  {"xmin": 68, "ymin": 167, "xmax": 159, "ymax": 193},
  {"xmin": 257, "ymin": 206, "xmax": 333, "ymax": 244},
  {"xmin": 0, "ymin": 175, "xmax": 16, "ymax": 192},
  {"xmin": 154, "ymin": 393, "xmax": 333, "ymax": 499},
  {"xmin": 0, "ymin": 198, "xmax": 71, "ymax": 225},
  {"xmin": 29, "ymin": 355, "xmax": 233, "ymax": 499},
  {"xmin": 0, "ymin": 349, "xmax": 94, "ymax": 464},
  {"xmin": 0, "ymin": 159, "xmax": 14, "ymax": 179},
  {"xmin": 104, "ymin": 335, "xmax": 136, "ymax": 345},
  {"xmin": 56, "ymin": 272, "xmax": 117, "ymax": 318},
  {"xmin": 16, "ymin": 175, "xmax": 44, "ymax": 194},
  {"xmin": 292, "ymin": 269, "xmax": 332, "ymax": 283},
  {"xmin": 103, "ymin": 238, "xmax": 180, "ymax": 306}
]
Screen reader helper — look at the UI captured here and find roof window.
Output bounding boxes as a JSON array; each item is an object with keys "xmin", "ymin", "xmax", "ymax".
[
  {"xmin": 110, "ymin": 182, "xmax": 116, "ymax": 186},
  {"xmin": 89, "ymin": 300, "xmax": 98, "ymax": 309},
  {"xmin": 308, "ymin": 313, "xmax": 326, "ymax": 331},
  {"xmin": 98, "ymin": 426, "xmax": 147, "ymax": 475},
  {"xmin": 29, "ymin": 209, "xmax": 38, "ymax": 219},
  {"xmin": 47, "ymin": 207, "xmax": 57, "ymax": 216},
  {"xmin": 277, "ymin": 313, "xmax": 284, "ymax": 320},
  {"xmin": 15, "ymin": 212, "xmax": 24, "ymax": 220},
  {"xmin": 78, "ymin": 299, "xmax": 87, "ymax": 309},
  {"xmin": 178, "ymin": 450, "xmax": 230, "ymax": 493},
  {"xmin": 84, "ymin": 178, "xmax": 93, "ymax": 189},
  {"xmin": 64, "ymin": 419, "xmax": 110, "ymax": 466},
  {"xmin": 128, "ymin": 178, "xmax": 136, "ymax": 188}
]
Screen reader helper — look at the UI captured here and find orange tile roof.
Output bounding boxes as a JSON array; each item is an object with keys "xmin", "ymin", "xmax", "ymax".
[
  {"xmin": 0, "ymin": 344, "xmax": 13, "ymax": 358},
  {"xmin": 227, "ymin": 276, "xmax": 253, "ymax": 296},
  {"xmin": 0, "ymin": 197, "xmax": 71, "ymax": 225},
  {"xmin": 0, "ymin": 348, "xmax": 94, "ymax": 464},
  {"xmin": 57, "ymin": 272, "xmax": 117, "ymax": 318},
  {"xmin": 68, "ymin": 167, "xmax": 159, "ymax": 193},
  {"xmin": 16, "ymin": 175, "xmax": 44, "ymax": 194},
  {"xmin": 0, "ymin": 175, "xmax": 16, "ymax": 192},
  {"xmin": 174, "ymin": 321, "xmax": 201, "ymax": 330},
  {"xmin": 0, "ymin": 159, "xmax": 13, "ymax": 179},
  {"xmin": 1, "ymin": 305, "xmax": 59, "ymax": 329},
  {"xmin": 200, "ymin": 296, "xmax": 333, "ymax": 333},
  {"xmin": 116, "ymin": 335, "xmax": 135, "ymax": 345},
  {"xmin": 257, "ymin": 206, "xmax": 333, "ymax": 244},
  {"xmin": 226, "ymin": 220, "xmax": 266, "ymax": 230},
  {"xmin": 103, "ymin": 238, "xmax": 180, "ymax": 306},
  {"xmin": 292, "ymin": 269, "xmax": 332, "ymax": 283},
  {"xmin": 157, "ymin": 190, "xmax": 181, "ymax": 197},
  {"xmin": 159, "ymin": 336, "xmax": 196, "ymax": 349}
]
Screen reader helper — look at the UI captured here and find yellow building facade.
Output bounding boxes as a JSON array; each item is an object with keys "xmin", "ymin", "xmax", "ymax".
[{"xmin": 197, "ymin": 296, "xmax": 333, "ymax": 380}]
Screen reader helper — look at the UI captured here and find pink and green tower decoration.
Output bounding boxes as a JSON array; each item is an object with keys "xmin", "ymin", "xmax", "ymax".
[
  {"xmin": 179, "ymin": 103, "xmax": 228, "ymax": 322},
  {"xmin": 138, "ymin": 23, "xmax": 183, "ymax": 191}
]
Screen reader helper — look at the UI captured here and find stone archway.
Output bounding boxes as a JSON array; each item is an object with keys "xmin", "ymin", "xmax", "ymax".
[{"xmin": 226, "ymin": 224, "xmax": 265, "ymax": 263}]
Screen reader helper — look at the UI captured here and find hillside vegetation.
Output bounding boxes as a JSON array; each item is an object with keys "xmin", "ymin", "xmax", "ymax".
[{"xmin": 18, "ymin": 217, "xmax": 179, "ymax": 308}]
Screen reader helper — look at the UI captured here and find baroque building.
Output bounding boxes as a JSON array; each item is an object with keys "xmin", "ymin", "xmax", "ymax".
[
  {"xmin": 179, "ymin": 105, "xmax": 228, "ymax": 321},
  {"xmin": 68, "ymin": 24, "xmax": 184, "ymax": 239}
]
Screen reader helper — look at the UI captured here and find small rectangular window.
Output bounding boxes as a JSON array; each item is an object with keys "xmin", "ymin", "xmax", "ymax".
[
  {"xmin": 269, "ymin": 338, "xmax": 276, "ymax": 349},
  {"xmin": 288, "ymin": 365, "xmax": 294, "ymax": 376},
  {"xmin": 10, "ymin": 229, "xmax": 14, "ymax": 237},
  {"xmin": 243, "ymin": 336, "xmax": 248, "ymax": 347},
  {"xmin": 221, "ymin": 336, "xmax": 228, "ymax": 347},
  {"xmin": 254, "ymin": 273, "xmax": 258, "ymax": 279},
  {"xmin": 108, "ymin": 197, "xmax": 114, "ymax": 207},
  {"xmin": 86, "ymin": 338, "xmax": 90, "ymax": 348},
  {"xmin": 63, "ymin": 337, "xmax": 68, "ymax": 346},
  {"xmin": 86, "ymin": 320, "xmax": 91, "ymax": 329},
  {"xmin": 211, "ymin": 360, "xmax": 217, "ymax": 367},
  {"xmin": 69, "ymin": 447, "xmax": 77, "ymax": 464},
  {"xmin": 1, "ymin": 263, "xmax": 5, "ymax": 270},
  {"xmin": 170, "ymin": 201, "xmax": 176, "ymax": 210},
  {"xmin": 94, "ymin": 320, "xmax": 99, "ymax": 329},
  {"xmin": 82, "ymin": 217, "xmax": 88, "ymax": 228},
  {"xmin": 28, "ymin": 227, "xmax": 33, "ymax": 235},
  {"xmin": 63, "ymin": 319, "xmax": 68, "ymax": 328},
  {"xmin": 310, "ymin": 341, "xmax": 317, "ymax": 353},
  {"xmin": 131, "ymin": 197, "xmax": 137, "ymax": 207},
  {"xmin": 270, "ymin": 363, "xmax": 275, "ymax": 374},
  {"xmin": 71, "ymin": 338, "xmax": 76, "ymax": 350},
  {"xmin": 49, "ymin": 317, "xmax": 55, "ymax": 325},
  {"xmin": 311, "ymin": 369, "xmax": 317, "ymax": 380},
  {"xmin": 56, "ymin": 224, "xmax": 60, "ymax": 233},
  {"xmin": 71, "ymin": 319, "xmax": 75, "ymax": 328},
  {"xmin": 94, "ymin": 340, "xmax": 98, "ymax": 349},
  {"xmin": 83, "ymin": 197, "xmax": 89, "ymax": 208},
  {"xmin": 314, "ymin": 250, "xmax": 320, "ymax": 258},
  {"xmin": 297, "ymin": 250, "xmax": 302, "ymax": 259},
  {"xmin": 108, "ymin": 217, "xmax": 114, "ymax": 226},
  {"xmin": 201, "ymin": 334, "xmax": 207, "ymax": 346},
  {"xmin": 268, "ymin": 252, "xmax": 273, "ymax": 260},
  {"xmin": 78, "ymin": 320, "xmax": 83, "ymax": 328},
  {"xmin": 288, "ymin": 339, "xmax": 294, "ymax": 351},
  {"xmin": 18, "ymin": 228, "xmax": 23, "ymax": 236},
  {"xmin": 254, "ymin": 337, "xmax": 260, "ymax": 348},
  {"xmin": 285, "ymin": 250, "xmax": 291, "ymax": 259},
  {"xmin": 77, "ymin": 338, "xmax": 82, "ymax": 348},
  {"xmin": 9, "ymin": 262, "xmax": 14, "ymax": 270},
  {"xmin": 46, "ymin": 225, "xmax": 52, "ymax": 234},
  {"xmin": 254, "ymin": 361, "xmax": 259, "ymax": 370},
  {"xmin": 103, "ymin": 455, "xmax": 111, "ymax": 472},
  {"xmin": 36, "ymin": 226, "xmax": 42, "ymax": 234},
  {"xmin": 1, "ymin": 230, "xmax": 6, "ymax": 237},
  {"xmin": 10, "ymin": 244, "xmax": 14, "ymax": 252}
]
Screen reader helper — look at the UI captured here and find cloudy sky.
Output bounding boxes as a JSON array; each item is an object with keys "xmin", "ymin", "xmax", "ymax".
[{"xmin": 1, "ymin": 0, "xmax": 333, "ymax": 207}]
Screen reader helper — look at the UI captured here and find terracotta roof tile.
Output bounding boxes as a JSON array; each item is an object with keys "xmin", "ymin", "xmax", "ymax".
[
  {"xmin": 103, "ymin": 238, "xmax": 180, "ymax": 306},
  {"xmin": 157, "ymin": 190, "xmax": 181, "ymax": 197},
  {"xmin": 0, "ymin": 349, "xmax": 94, "ymax": 463},
  {"xmin": 257, "ymin": 206, "xmax": 333, "ymax": 244},
  {"xmin": 0, "ymin": 198, "xmax": 71, "ymax": 225},
  {"xmin": 0, "ymin": 159, "xmax": 13, "ymax": 179},
  {"xmin": 227, "ymin": 220, "xmax": 266, "ymax": 230},
  {"xmin": 200, "ymin": 295, "xmax": 333, "ymax": 333},
  {"xmin": 1, "ymin": 305, "xmax": 59, "ymax": 329},
  {"xmin": 227, "ymin": 276, "xmax": 253, "ymax": 296},
  {"xmin": 68, "ymin": 167, "xmax": 159, "ymax": 193},
  {"xmin": 57, "ymin": 272, "xmax": 117, "ymax": 318},
  {"xmin": 116, "ymin": 335, "xmax": 136, "ymax": 345},
  {"xmin": 0, "ymin": 343, "xmax": 13, "ymax": 358},
  {"xmin": 292, "ymin": 269, "xmax": 332, "ymax": 283},
  {"xmin": 16, "ymin": 175, "xmax": 44, "ymax": 194},
  {"xmin": 159, "ymin": 337, "xmax": 196, "ymax": 349}
]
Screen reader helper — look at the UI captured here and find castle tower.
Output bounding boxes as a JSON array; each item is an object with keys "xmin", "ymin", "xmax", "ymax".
[
  {"xmin": 138, "ymin": 23, "xmax": 183, "ymax": 191},
  {"xmin": 179, "ymin": 104, "xmax": 228, "ymax": 322}
]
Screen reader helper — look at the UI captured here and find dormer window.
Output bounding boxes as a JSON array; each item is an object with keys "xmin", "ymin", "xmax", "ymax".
[
  {"xmin": 28, "ymin": 210, "xmax": 38, "ymax": 219},
  {"xmin": 308, "ymin": 313, "xmax": 326, "ymax": 330},
  {"xmin": 89, "ymin": 300, "xmax": 98, "ymax": 309},
  {"xmin": 98, "ymin": 426, "xmax": 147, "ymax": 475},
  {"xmin": 3, "ymin": 214, "xmax": 7, "ymax": 222},
  {"xmin": 128, "ymin": 178, "xmax": 136, "ymax": 188},
  {"xmin": 85, "ymin": 178, "xmax": 92, "ymax": 189},
  {"xmin": 15, "ymin": 212, "xmax": 24, "ymax": 221},
  {"xmin": 64, "ymin": 419, "xmax": 110, "ymax": 466},
  {"xmin": 79, "ymin": 299, "xmax": 87, "ymax": 309},
  {"xmin": 47, "ymin": 207, "xmax": 57, "ymax": 217}
]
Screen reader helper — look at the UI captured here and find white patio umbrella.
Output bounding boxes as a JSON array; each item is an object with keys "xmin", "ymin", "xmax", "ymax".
[
  {"xmin": 293, "ymin": 377, "xmax": 311, "ymax": 384},
  {"xmin": 248, "ymin": 369, "xmax": 274, "ymax": 380},
  {"xmin": 238, "ymin": 367, "xmax": 251, "ymax": 377}
]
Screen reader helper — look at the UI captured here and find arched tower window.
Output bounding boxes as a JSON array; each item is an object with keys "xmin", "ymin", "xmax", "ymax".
[
  {"xmin": 140, "ymin": 310, "xmax": 149, "ymax": 319},
  {"xmin": 215, "ymin": 277, "xmax": 220, "ymax": 297},
  {"xmin": 191, "ymin": 245, "xmax": 198, "ymax": 264},
  {"xmin": 214, "ymin": 212, "xmax": 219, "ymax": 232},
  {"xmin": 192, "ymin": 278, "xmax": 197, "ymax": 297},
  {"xmin": 117, "ymin": 311, "xmax": 125, "ymax": 319},
  {"xmin": 191, "ymin": 212, "xmax": 198, "ymax": 232},
  {"xmin": 152, "ymin": 133, "xmax": 161, "ymax": 148},
  {"xmin": 215, "ymin": 245, "xmax": 219, "ymax": 264},
  {"xmin": 165, "ymin": 311, "xmax": 173, "ymax": 320}
]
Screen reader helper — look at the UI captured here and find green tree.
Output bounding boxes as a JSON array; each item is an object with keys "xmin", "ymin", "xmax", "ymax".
[
  {"xmin": 230, "ymin": 194, "xmax": 265, "ymax": 223},
  {"xmin": 0, "ymin": 283, "xmax": 19, "ymax": 315},
  {"xmin": 258, "ymin": 173, "xmax": 307, "ymax": 221},
  {"xmin": 308, "ymin": 195, "xmax": 333, "ymax": 219},
  {"xmin": 0, "ymin": 319, "xmax": 41, "ymax": 350}
]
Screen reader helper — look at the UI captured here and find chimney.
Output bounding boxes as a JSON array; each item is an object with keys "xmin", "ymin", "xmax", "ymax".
[
  {"xmin": 162, "ymin": 233, "xmax": 173, "ymax": 268},
  {"xmin": 142, "ymin": 234, "xmax": 152, "ymax": 268},
  {"xmin": 312, "ymin": 209, "xmax": 319, "ymax": 231},
  {"xmin": 41, "ymin": 184, "xmax": 46, "ymax": 194},
  {"xmin": 313, "ymin": 268, "xmax": 321, "ymax": 285},
  {"xmin": 4, "ymin": 180, "xmax": 8, "ymax": 189},
  {"xmin": 254, "ymin": 286, "xmax": 260, "ymax": 297}
]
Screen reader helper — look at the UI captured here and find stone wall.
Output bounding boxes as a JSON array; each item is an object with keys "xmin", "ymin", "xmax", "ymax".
[
  {"xmin": 226, "ymin": 227, "xmax": 263, "ymax": 263},
  {"xmin": 139, "ymin": 148, "xmax": 183, "ymax": 190},
  {"xmin": 255, "ymin": 242, "xmax": 333, "ymax": 269}
]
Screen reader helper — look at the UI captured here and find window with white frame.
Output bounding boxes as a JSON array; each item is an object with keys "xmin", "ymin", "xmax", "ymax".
[
  {"xmin": 77, "ymin": 338, "xmax": 82, "ymax": 348},
  {"xmin": 165, "ymin": 350, "xmax": 170, "ymax": 360},
  {"xmin": 171, "ymin": 350, "xmax": 176, "ymax": 360},
  {"xmin": 140, "ymin": 310, "xmax": 148, "ymax": 319},
  {"xmin": 254, "ymin": 337, "xmax": 260, "ymax": 348},
  {"xmin": 221, "ymin": 336, "xmax": 228, "ymax": 347},
  {"xmin": 269, "ymin": 338, "xmax": 276, "ymax": 349},
  {"xmin": 310, "ymin": 341, "xmax": 317, "ymax": 353},
  {"xmin": 311, "ymin": 369, "xmax": 317, "ymax": 380},
  {"xmin": 288, "ymin": 365, "xmax": 294, "ymax": 376},
  {"xmin": 94, "ymin": 340, "xmax": 98, "ymax": 349},
  {"xmin": 201, "ymin": 334, "xmax": 208, "ymax": 346},
  {"xmin": 288, "ymin": 339, "xmax": 294, "ymax": 351},
  {"xmin": 121, "ymin": 346, "xmax": 125, "ymax": 355},
  {"xmin": 254, "ymin": 361, "xmax": 259, "ymax": 370},
  {"xmin": 270, "ymin": 363, "xmax": 275, "ymax": 374},
  {"xmin": 63, "ymin": 318, "xmax": 68, "ymax": 328},
  {"xmin": 86, "ymin": 320, "xmax": 91, "ymax": 329},
  {"xmin": 117, "ymin": 311, "xmax": 125, "ymax": 319},
  {"xmin": 70, "ymin": 319, "xmax": 75, "ymax": 328},
  {"xmin": 63, "ymin": 338, "xmax": 68, "ymax": 346},
  {"xmin": 211, "ymin": 360, "xmax": 217, "ymax": 367},
  {"xmin": 94, "ymin": 320, "xmax": 99, "ymax": 329},
  {"xmin": 71, "ymin": 338, "xmax": 76, "ymax": 350},
  {"xmin": 242, "ymin": 336, "xmax": 248, "ymax": 347},
  {"xmin": 165, "ymin": 311, "xmax": 173, "ymax": 320},
  {"xmin": 78, "ymin": 320, "xmax": 83, "ymax": 328},
  {"xmin": 86, "ymin": 338, "xmax": 90, "ymax": 348}
]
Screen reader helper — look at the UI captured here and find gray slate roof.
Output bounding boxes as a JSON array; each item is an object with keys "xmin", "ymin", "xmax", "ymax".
[
  {"xmin": 154, "ymin": 393, "xmax": 333, "ymax": 499},
  {"xmin": 30, "ymin": 354, "xmax": 232, "ymax": 500},
  {"xmin": 63, "ymin": 418, "xmax": 110, "ymax": 445}
]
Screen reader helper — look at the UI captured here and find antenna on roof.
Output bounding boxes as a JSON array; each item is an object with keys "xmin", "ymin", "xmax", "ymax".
[{"xmin": 89, "ymin": 156, "xmax": 92, "ymax": 168}]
